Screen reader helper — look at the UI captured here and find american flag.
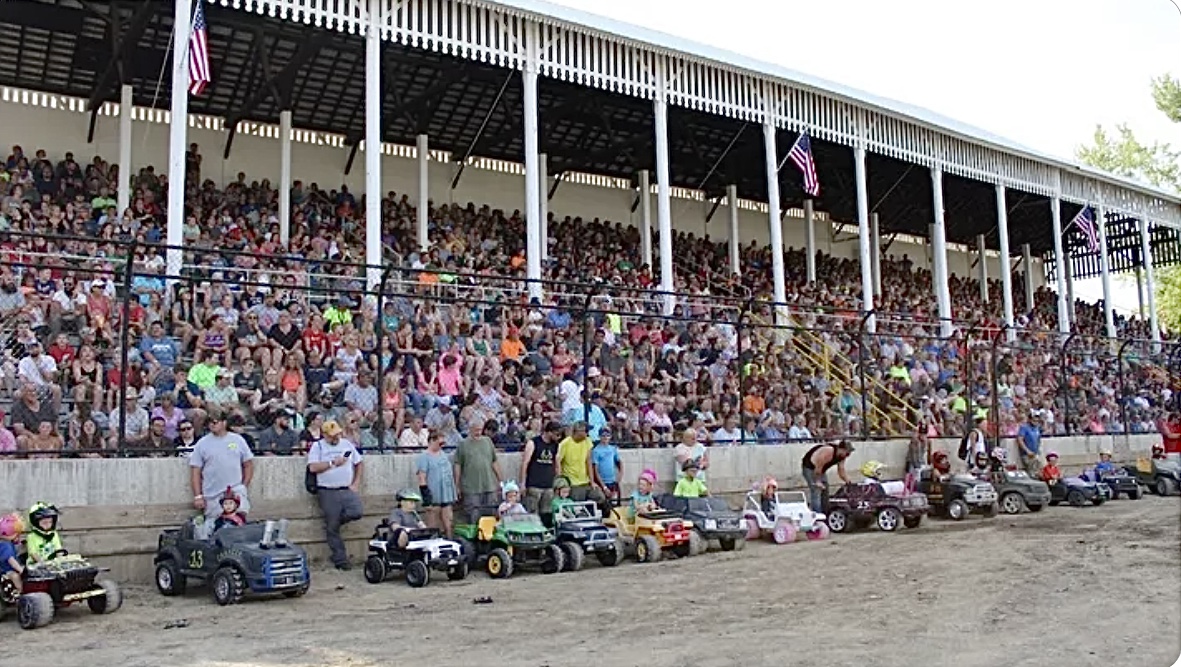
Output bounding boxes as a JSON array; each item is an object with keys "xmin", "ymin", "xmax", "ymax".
[
  {"xmin": 187, "ymin": 1, "xmax": 211, "ymax": 95},
  {"xmin": 1070, "ymin": 206, "xmax": 1099, "ymax": 253},
  {"xmin": 786, "ymin": 133, "xmax": 820, "ymax": 197}
]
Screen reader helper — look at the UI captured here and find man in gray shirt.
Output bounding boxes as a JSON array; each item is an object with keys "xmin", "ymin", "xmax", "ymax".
[{"xmin": 189, "ymin": 410, "xmax": 255, "ymax": 522}]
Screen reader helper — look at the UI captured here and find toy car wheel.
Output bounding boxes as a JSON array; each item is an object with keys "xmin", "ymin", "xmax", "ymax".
[
  {"xmin": 772, "ymin": 522, "xmax": 797, "ymax": 544},
  {"xmin": 155, "ymin": 560, "xmax": 187, "ymax": 597},
  {"xmin": 902, "ymin": 515, "xmax": 922, "ymax": 529},
  {"xmin": 404, "ymin": 560, "xmax": 430, "ymax": 588},
  {"xmin": 636, "ymin": 535, "xmax": 661, "ymax": 563},
  {"xmin": 87, "ymin": 579, "xmax": 122, "ymax": 615},
  {"xmin": 596, "ymin": 544, "xmax": 622, "ymax": 567},
  {"xmin": 876, "ymin": 507, "xmax": 901, "ymax": 532},
  {"xmin": 446, "ymin": 562, "xmax": 468, "ymax": 581},
  {"xmin": 1027, "ymin": 503, "xmax": 1045, "ymax": 513},
  {"xmin": 1129, "ymin": 485, "xmax": 1143, "ymax": 500},
  {"xmin": 454, "ymin": 537, "xmax": 477, "ymax": 566},
  {"xmin": 1108, "ymin": 488, "xmax": 1120, "ymax": 500},
  {"xmin": 999, "ymin": 492, "xmax": 1025, "ymax": 515},
  {"xmin": 363, "ymin": 555, "xmax": 387, "ymax": 584},
  {"xmin": 1066, "ymin": 490, "xmax": 1087, "ymax": 507},
  {"xmin": 744, "ymin": 516, "xmax": 762, "ymax": 541},
  {"xmin": 282, "ymin": 584, "xmax": 309, "ymax": 598},
  {"xmin": 719, "ymin": 536, "xmax": 742, "ymax": 551},
  {"xmin": 17, "ymin": 593, "xmax": 54, "ymax": 630},
  {"xmin": 688, "ymin": 530, "xmax": 706, "ymax": 556},
  {"xmin": 946, "ymin": 499, "xmax": 968, "ymax": 521},
  {"xmin": 486, "ymin": 548, "xmax": 513, "ymax": 579},
  {"xmin": 1155, "ymin": 478, "xmax": 1176, "ymax": 496},
  {"xmin": 982, "ymin": 502, "xmax": 999, "ymax": 519},
  {"xmin": 805, "ymin": 523, "xmax": 830, "ymax": 541},
  {"xmin": 540, "ymin": 544, "xmax": 564, "ymax": 574},
  {"xmin": 826, "ymin": 509, "xmax": 848, "ymax": 534},
  {"xmin": 560, "ymin": 542, "xmax": 584, "ymax": 572},
  {"xmin": 1091, "ymin": 495, "xmax": 1106, "ymax": 506},
  {"xmin": 211, "ymin": 566, "xmax": 245, "ymax": 606}
]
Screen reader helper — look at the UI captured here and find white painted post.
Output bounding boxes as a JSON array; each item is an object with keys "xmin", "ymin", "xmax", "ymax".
[
  {"xmin": 727, "ymin": 184, "xmax": 740, "ymax": 275},
  {"xmin": 996, "ymin": 184, "xmax": 1014, "ymax": 339},
  {"xmin": 522, "ymin": 23, "xmax": 543, "ymax": 302},
  {"xmin": 1096, "ymin": 204, "xmax": 1115, "ymax": 340},
  {"xmin": 1050, "ymin": 196, "xmax": 1070, "ymax": 333},
  {"xmin": 763, "ymin": 121, "xmax": 786, "ymax": 321},
  {"xmin": 117, "ymin": 84, "xmax": 133, "ymax": 217},
  {"xmin": 870, "ymin": 212, "xmax": 882, "ymax": 297},
  {"xmin": 804, "ymin": 199, "xmax": 816, "ymax": 284},
  {"xmin": 854, "ymin": 147, "xmax": 874, "ymax": 333},
  {"xmin": 539, "ymin": 152, "xmax": 548, "ymax": 261},
  {"xmin": 639, "ymin": 170, "xmax": 652, "ymax": 271},
  {"xmin": 417, "ymin": 134, "xmax": 429, "ymax": 251},
  {"xmin": 931, "ymin": 167, "xmax": 953, "ymax": 338},
  {"xmin": 1022, "ymin": 243, "xmax": 1035, "ymax": 313},
  {"xmin": 977, "ymin": 234, "xmax": 988, "ymax": 304},
  {"xmin": 166, "ymin": 0, "xmax": 193, "ymax": 280},
  {"xmin": 364, "ymin": 0, "xmax": 383, "ymax": 289},
  {"xmin": 654, "ymin": 65, "xmax": 675, "ymax": 315},
  {"xmin": 279, "ymin": 110, "xmax": 292, "ymax": 246}
]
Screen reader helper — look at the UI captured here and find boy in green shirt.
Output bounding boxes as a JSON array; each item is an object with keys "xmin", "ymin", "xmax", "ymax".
[
  {"xmin": 25, "ymin": 502, "xmax": 64, "ymax": 564},
  {"xmin": 673, "ymin": 460, "xmax": 709, "ymax": 498}
]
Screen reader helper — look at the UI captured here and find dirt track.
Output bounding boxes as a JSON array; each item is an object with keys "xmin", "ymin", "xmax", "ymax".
[{"xmin": 20, "ymin": 495, "xmax": 1181, "ymax": 667}]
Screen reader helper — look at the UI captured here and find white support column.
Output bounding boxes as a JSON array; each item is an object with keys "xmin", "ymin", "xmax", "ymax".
[
  {"xmin": 364, "ymin": 0, "xmax": 383, "ymax": 289},
  {"xmin": 763, "ymin": 121, "xmax": 786, "ymax": 320},
  {"xmin": 522, "ymin": 23, "xmax": 543, "ymax": 302},
  {"xmin": 1064, "ymin": 241, "xmax": 1076, "ymax": 324},
  {"xmin": 931, "ymin": 167, "xmax": 953, "ymax": 338},
  {"xmin": 416, "ymin": 134, "xmax": 429, "ymax": 251},
  {"xmin": 639, "ymin": 170, "xmax": 653, "ymax": 270},
  {"xmin": 539, "ymin": 153, "xmax": 549, "ymax": 261},
  {"xmin": 996, "ymin": 184, "xmax": 1014, "ymax": 339},
  {"xmin": 804, "ymin": 199, "xmax": 816, "ymax": 284},
  {"xmin": 727, "ymin": 184, "xmax": 740, "ymax": 275},
  {"xmin": 166, "ymin": 0, "xmax": 193, "ymax": 280},
  {"xmin": 854, "ymin": 147, "xmax": 875, "ymax": 332},
  {"xmin": 1050, "ymin": 196, "xmax": 1070, "ymax": 334},
  {"xmin": 1135, "ymin": 266, "xmax": 1146, "ymax": 319},
  {"xmin": 870, "ymin": 212, "xmax": 882, "ymax": 297},
  {"xmin": 117, "ymin": 84, "xmax": 133, "ymax": 217},
  {"xmin": 1096, "ymin": 204, "xmax": 1115, "ymax": 340},
  {"xmin": 278, "ymin": 110, "xmax": 292, "ymax": 246},
  {"xmin": 654, "ymin": 68, "xmax": 675, "ymax": 315},
  {"xmin": 1141, "ymin": 218, "xmax": 1160, "ymax": 343},
  {"xmin": 977, "ymin": 234, "xmax": 988, "ymax": 303},
  {"xmin": 1022, "ymin": 243, "xmax": 1035, "ymax": 312}
]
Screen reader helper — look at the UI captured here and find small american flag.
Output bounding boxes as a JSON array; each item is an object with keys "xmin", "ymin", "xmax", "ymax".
[
  {"xmin": 1070, "ymin": 206, "xmax": 1098, "ymax": 253},
  {"xmin": 786, "ymin": 133, "xmax": 820, "ymax": 197},
  {"xmin": 187, "ymin": 1, "xmax": 211, "ymax": 95}
]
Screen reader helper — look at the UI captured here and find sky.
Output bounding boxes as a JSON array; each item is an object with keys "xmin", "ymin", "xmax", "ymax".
[{"xmin": 543, "ymin": 0, "xmax": 1180, "ymax": 316}]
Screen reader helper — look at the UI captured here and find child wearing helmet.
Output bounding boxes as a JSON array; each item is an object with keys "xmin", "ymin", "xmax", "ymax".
[
  {"xmin": 0, "ymin": 513, "xmax": 25, "ymax": 598},
  {"xmin": 212, "ymin": 486, "xmax": 247, "ymax": 532},
  {"xmin": 550, "ymin": 476, "xmax": 575, "ymax": 516},
  {"xmin": 969, "ymin": 451, "xmax": 991, "ymax": 477},
  {"xmin": 1095, "ymin": 449, "xmax": 1117, "ymax": 476},
  {"xmin": 931, "ymin": 450, "xmax": 953, "ymax": 479},
  {"xmin": 759, "ymin": 476, "xmax": 779, "ymax": 515},
  {"xmin": 630, "ymin": 469, "xmax": 659, "ymax": 517},
  {"xmin": 860, "ymin": 460, "xmax": 886, "ymax": 482},
  {"xmin": 673, "ymin": 459, "xmax": 709, "ymax": 498},
  {"xmin": 1041, "ymin": 452, "xmax": 1062, "ymax": 485},
  {"xmin": 1151, "ymin": 443, "xmax": 1167, "ymax": 461},
  {"xmin": 497, "ymin": 481, "xmax": 527, "ymax": 518},
  {"xmin": 386, "ymin": 489, "xmax": 427, "ymax": 548},
  {"xmin": 25, "ymin": 502, "xmax": 63, "ymax": 565}
]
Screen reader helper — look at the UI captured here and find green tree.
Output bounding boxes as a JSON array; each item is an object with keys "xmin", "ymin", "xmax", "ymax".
[{"xmin": 1076, "ymin": 74, "xmax": 1181, "ymax": 332}]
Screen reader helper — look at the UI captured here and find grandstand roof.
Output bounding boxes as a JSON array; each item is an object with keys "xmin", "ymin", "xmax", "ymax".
[{"xmin": 0, "ymin": 0, "xmax": 1177, "ymax": 272}]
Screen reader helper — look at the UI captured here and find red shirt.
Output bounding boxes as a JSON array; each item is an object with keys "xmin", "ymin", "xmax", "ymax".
[
  {"xmin": 47, "ymin": 343, "xmax": 75, "ymax": 365},
  {"xmin": 1159, "ymin": 417, "xmax": 1181, "ymax": 454}
]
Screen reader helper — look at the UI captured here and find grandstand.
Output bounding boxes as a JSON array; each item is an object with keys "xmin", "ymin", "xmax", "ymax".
[{"xmin": 0, "ymin": 0, "xmax": 1177, "ymax": 457}]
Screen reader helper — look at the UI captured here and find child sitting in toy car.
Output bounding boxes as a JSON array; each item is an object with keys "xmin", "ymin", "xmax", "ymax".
[
  {"xmin": 931, "ymin": 450, "xmax": 953, "ymax": 480},
  {"xmin": 969, "ymin": 451, "xmax": 991, "ymax": 478},
  {"xmin": 212, "ymin": 487, "xmax": 247, "ymax": 532},
  {"xmin": 386, "ymin": 489, "xmax": 428, "ymax": 548},
  {"xmin": 860, "ymin": 461, "xmax": 908, "ymax": 496},
  {"xmin": 758, "ymin": 476, "xmax": 779, "ymax": 515},
  {"xmin": 498, "ymin": 481, "xmax": 528, "ymax": 518},
  {"xmin": 1040, "ymin": 451, "xmax": 1062, "ymax": 485},
  {"xmin": 629, "ymin": 469, "xmax": 659, "ymax": 517},
  {"xmin": 1094, "ymin": 448, "xmax": 1117, "ymax": 476},
  {"xmin": 673, "ymin": 460, "xmax": 709, "ymax": 498},
  {"xmin": 0, "ymin": 513, "xmax": 24, "ymax": 598},
  {"xmin": 25, "ymin": 502, "xmax": 63, "ymax": 565},
  {"xmin": 550, "ymin": 476, "xmax": 575, "ymax": 516}
]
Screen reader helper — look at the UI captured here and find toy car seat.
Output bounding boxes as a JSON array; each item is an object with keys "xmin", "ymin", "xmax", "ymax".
[{"xmin": 478, "ymin": 516, "xmax": 498, "ymax": 542}]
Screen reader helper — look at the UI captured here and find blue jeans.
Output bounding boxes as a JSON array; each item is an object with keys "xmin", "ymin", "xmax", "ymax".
[{"xmin": 802, "ymin": 468, "xmax": 823, "ymax": 513}]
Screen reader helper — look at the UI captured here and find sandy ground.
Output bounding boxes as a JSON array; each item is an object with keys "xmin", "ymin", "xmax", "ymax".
[{"xmin": 14, "ymin": 495, "xmax": 1181, "ymax": 667}]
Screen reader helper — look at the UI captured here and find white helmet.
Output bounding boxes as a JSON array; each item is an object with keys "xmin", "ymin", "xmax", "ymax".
[{"xmin": 990, "ymin": 447, "xmax": 1007, "ymax": 463}]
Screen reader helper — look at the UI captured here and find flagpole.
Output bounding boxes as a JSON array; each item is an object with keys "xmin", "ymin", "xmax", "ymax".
[
  {"xmin": 777, "ymin": 134, "xmax": 803, "ymax": 173},
  {"xmin": 166, "ymin": 0, "xmax": 194, "ymax": 284}
]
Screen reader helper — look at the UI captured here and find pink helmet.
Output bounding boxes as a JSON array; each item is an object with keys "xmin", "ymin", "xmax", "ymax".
[
  {"xmin": 639, "ymin": 469, "xmax": 657, "ymax": 485},
  {"xmin": 0, "ymin": 513, "xmax": 24, "ymax": 540},
  {"xmin": 1046, "ymin": 451, "xmax": 1059, "ymax": 460}
]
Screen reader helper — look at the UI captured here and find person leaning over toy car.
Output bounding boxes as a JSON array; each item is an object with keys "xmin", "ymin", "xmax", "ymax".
[
  {"xmin": 555, "ymin": 421, "xmax": 607, "ymax": 512},
  {"xmin": 307, "ymin": 419, "xmax": 365, "ymax": 571},
  {"xmin": 801, "ymin": 440, "xmax": 853, "ymax": 512},
  {"xmin": 189, "ymin": 408, "xmax": 254, "ymax": 523}
]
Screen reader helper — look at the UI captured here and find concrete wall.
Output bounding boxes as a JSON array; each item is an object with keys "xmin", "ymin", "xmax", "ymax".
[
  {"xmin": 0, "ymin": 433, "xmax": 1156, "ymax": 583},
  {"xmin": 0, "ymin": 91, "xmax": 1042, "ymax": 285}
]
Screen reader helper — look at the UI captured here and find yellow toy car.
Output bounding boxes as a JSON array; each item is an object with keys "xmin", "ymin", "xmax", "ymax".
[{"xmin": 603, "ymin": 507, "xmax": 698, "ymax": 562}]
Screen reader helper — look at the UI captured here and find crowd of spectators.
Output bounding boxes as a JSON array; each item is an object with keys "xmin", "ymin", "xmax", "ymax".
[{"xmin": 0, "ymin": 142, "xmax": 1174, "ymax": 459}]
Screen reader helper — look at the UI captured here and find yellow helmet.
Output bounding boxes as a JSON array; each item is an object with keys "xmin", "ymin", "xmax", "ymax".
[{"xmin": 860, "ymin": 460, "xmax": 886, "ymax": 480}]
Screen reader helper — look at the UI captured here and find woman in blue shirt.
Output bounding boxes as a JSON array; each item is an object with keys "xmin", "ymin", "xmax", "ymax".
[{"xmin": 414, "ymin": 432, "xmax": 459, "ymax": 537}]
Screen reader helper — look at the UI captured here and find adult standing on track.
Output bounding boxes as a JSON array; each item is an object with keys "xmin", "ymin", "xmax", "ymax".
[
  {"xmin": 189, "ymin": 409, "xmax": 254, "ymax": 524},
  {"xmin": 1016, "ymin": 413, "xmax": 1043, "ymax": 476},
  {"xmin": 555, "ymin": 421, "xmax": 606, "ymax": 511},
  {"xmin": 307, "ymin": 420, "xmax": 364, "ymax": 571},
  {"xmin": 453, "ymin": 419, "xmax": 503, "ymax": 523},
  {"xmin": 520, "ymin": 420, "xmax": 562, "ymax": 517},
  {"xmin": 801, "ymin": 440, "xmax": 853, "ymax": 513}
]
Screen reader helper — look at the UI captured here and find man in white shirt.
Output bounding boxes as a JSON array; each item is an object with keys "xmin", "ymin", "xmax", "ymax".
[
  {"xmin": 712, "ymin": 415, "xmax": 742, "ymax": 447},
  {"xmin": 398, "ymin": 414, "xmax": 430, "ymax": 451},
  {"xmin": 16, "ymin": 340, "xmax": 61, "ymax": 411},
  {"xmin": 306, "ymin": 420, "xmax": 365, "ymax": 570}
]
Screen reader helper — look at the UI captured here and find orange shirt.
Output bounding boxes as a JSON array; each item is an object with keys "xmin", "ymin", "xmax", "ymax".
[
  {"xmin": 1041, "ymin": 464, "xmax": 1061, "ymax": 481},
  {"xmin": 500, "ymin": 337, "xmax": 525, "ymax": 361}
]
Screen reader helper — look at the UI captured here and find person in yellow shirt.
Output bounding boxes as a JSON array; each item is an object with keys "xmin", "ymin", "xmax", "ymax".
[
  {"xmin": 554, "ymin": 422, "xmax": 607, "ymax": 512},
  {"xmin": 673, "ymin": 460, "xmax": 709, "ymax": 498}
]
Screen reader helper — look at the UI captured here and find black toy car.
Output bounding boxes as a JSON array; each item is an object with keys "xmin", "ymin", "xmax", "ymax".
[
  {"xmin": 552, "ymin": 501, "xmax": 622, "ymax": 569},
  {"xmin": 1123, "ymin": 458, "xmax": 1181, "ymax": 496},
  {"xmin": 915, "ymin": 469, "xmax": 999, "ymax": 520},
  {"xmin": 1082, "ymin": 468, "xmax": 1142, "ymax": 500},
  {"xmin": 657, "ymin": 494, "xmax": 746, "ymax": 553},
  {"xmin": 824, "ymin": 480, "xmax": 929, "ymax": 533},
  {"xmin": 1048, "ymin": 476, "xmax": 1110, "ymax": 507},
  {"xmin": 364, "ymin": 523, "xmax": 467, "ymax": 587},
  {"xmin": 0, "ymin": 554, "xmax": 122, "ymax": 630},
  {"xmin": 982, "ymin": 468, "xmax": 1052, "ymax": 514},
  {"xmin": 154, "ymin": 518, "xmax": 310, "ymax": 605}
]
